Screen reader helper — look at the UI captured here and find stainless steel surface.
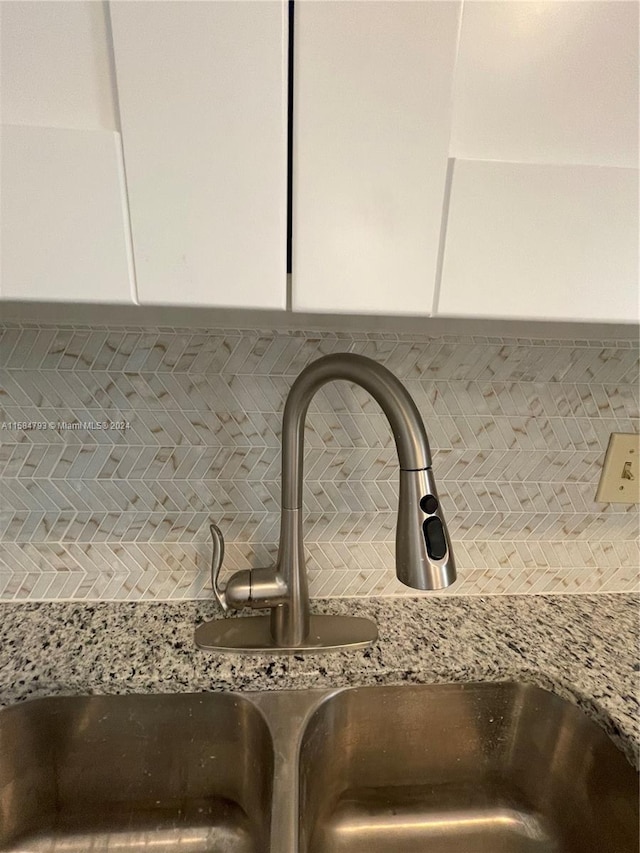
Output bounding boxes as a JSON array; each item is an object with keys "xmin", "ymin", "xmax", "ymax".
[
  {"xmin": 0, "ymin": 693, "xmax": 273, "ymax": 852},
  {"xmin": 199, "ymin": 353, "xmax": 455, "ymax": 653},
  {"xmin": 1, "ymin": 683, "xmax": 636, "ymax": 853},
  {"xmin": 195, "ymin": 614, "xmax": 378, "ymax": 654},
  {"xmin": 397, "ymin": 466, "xmax": 456, "ymax": 589},
  {"xmin": 298, "ymin": 683, "xmax": 639, "ymax": 853},
  {"xmin": 279, "ymin": 353, "xmax": 433, "ymax": 508},
  {"xmin": 209, "ymin": 522, "xmax": 227, "ymax": 612}
]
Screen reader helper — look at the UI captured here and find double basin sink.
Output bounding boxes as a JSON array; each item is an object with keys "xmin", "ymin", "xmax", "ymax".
[{"xmin": 0, "ymin": 682, "xmax": 637, "ymax": 852}]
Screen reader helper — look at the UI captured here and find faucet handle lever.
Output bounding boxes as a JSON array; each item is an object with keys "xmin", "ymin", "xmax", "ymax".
[{"xmin": 209, "ymin": 522, "xmax": 228, "ymax": 611}]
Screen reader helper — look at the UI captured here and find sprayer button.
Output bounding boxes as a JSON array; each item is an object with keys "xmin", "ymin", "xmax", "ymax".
[
  {"xmin": 423, "ymin": 517, "xmax": 447, "ymax": 560},
  {"xmin": 420, "ymin": 495, "xmax": 439, "ymax": 514}
]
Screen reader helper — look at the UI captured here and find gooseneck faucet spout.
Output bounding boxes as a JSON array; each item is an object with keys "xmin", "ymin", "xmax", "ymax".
[
  {"xmin": 281, "ymin": 353, "xmax": 432, "ymax": 507},
  {"xmin": 196, "ymin": 353, "xmax": 456, "ymax": 654}
]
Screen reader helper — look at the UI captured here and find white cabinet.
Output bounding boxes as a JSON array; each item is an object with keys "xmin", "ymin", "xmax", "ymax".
[
  {"xmin": 292, "ymin": 1, "xmax": 461, "ymax": 316},
  {"xmin": 292, "ymin": 0, "xmax": 637, "ymax": 323},
  {"xmin": 0, "ymin": 2, "xmax": 134, "ymax": 303},
  {"xmin": 1, "ymin": 0, "xmax": 287, "ymax": 310},
  {"xmin": 110, "ymin": 1, "xmax": 288, "ymax": 309},
  {"xmin": 438, "ymin": 160, "xmax": 639, "ymax": 323},
  {"xmin": 1, "ymin": 1, "xmax": 637, "ymax": 322},
  {"xmin": 436, "ymin": 0, "xmax": 639, "ymax": 324},
  {"xmin": 449, "ymin": 1, "xmax": 638, "ymax": 168},
  {"xmin": 1, "ymin": 126, "xmax": 136, "ymax": 303},
  {"xmin": 0, "ymin": 0, "xmax": 117, "ymax": 132}
]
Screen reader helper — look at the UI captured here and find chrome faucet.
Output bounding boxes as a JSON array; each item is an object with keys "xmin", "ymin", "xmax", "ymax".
[{"xmin": 195, "ymin": 353, "xmax": 455, "ymax": 654}]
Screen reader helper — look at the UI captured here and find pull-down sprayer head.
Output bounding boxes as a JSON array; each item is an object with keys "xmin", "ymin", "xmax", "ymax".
[{"xmin": 397, "ymin": 466, "xmax": 455, "ymax": 590}]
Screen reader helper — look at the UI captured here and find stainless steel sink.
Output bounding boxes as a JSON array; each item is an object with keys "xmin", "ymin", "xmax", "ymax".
[
  {"xmin": 0, "ymin": 693, "xmax": 273, "ymax": 852},
  {"xmin": 0, "ymin": 684, "xmax": 637, "ymax": 853},
  {"xmin": 298, "ymin": 683, "xmax": 639, "ymax": 853}
]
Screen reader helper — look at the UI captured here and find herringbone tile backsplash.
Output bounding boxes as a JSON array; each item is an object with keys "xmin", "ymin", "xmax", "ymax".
[{"xmin": 0, "ymin": 324, "xmax": 637, "ymax": 600}]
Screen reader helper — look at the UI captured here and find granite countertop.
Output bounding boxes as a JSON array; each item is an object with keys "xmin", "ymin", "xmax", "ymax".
[{"xmin": 1, "ymin": 593, "xmax": 638, "ymax": 767}]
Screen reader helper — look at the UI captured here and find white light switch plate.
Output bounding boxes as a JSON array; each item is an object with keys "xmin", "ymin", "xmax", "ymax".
[{"xmin": 595, "ymin": 433, "xmax": 640, "ymax": 503}]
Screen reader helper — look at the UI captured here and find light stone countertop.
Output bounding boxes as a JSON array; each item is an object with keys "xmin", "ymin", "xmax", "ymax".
[{"xmin": 1, "ymin": 593, "xmax": 638, "ymax": 767}]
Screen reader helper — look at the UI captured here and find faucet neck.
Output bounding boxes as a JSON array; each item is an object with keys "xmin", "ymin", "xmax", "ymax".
[{"xmin": 280, "ymin": 353, "xmax": 432, "ymax": 510}]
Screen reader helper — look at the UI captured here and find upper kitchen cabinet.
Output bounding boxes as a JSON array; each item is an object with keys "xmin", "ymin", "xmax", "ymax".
[
  {"xmin": 439, "ymin": 160, "xmax": 639, "ymax": 323},
  {"xmin": 1, "ymin": 0, "xmax": 116, "ymax": 131},
  {"xmin": 437, "ymin": 0, "xmax": 639, "ymax": 324},
  {"xmin": 1, "ymin": 125, "xmax": 136, "ymax": 304},
  {"xmin": 292, "ymin": 1, "xmax": 461, "ymax": 316},
  {"xmin": 109, "ymin": 1, "xmax": 288, "ymax": 309},
  {"xmin": 0, "ymin": 1, "xmax": 135, "ymax": 303},
  {"xmin": 449, "ymin": 1, "xmax": 638, "ymax": 168}
]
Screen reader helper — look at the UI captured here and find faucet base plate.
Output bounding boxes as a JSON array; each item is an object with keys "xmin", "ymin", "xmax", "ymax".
[{"xmin": 195, "ymin": 614, "xmax": 378, "ymax": 655}]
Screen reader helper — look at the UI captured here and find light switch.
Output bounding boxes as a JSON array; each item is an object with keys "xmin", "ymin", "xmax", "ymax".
[{"xmin": 595, "ymin": 433, "xmax": 640, "ymax": 504}]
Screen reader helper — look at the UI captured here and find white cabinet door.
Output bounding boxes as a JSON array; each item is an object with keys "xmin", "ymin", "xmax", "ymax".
[
  {"xmin": 450, "ymin": 1, "xmax": 638, "ymax": 167},
  {"xmin": 0, "ymin": 2, "xmax": 134, "ymax": 304},
  {"xmin": 0, "ymin": 0, "xmax": 117, "ymax": 132},
  {"xmin": 1, "ymin": 126, "xmax": 136, "ymax": 303},
  {"xmin": 110, "ymin": 1, "xmax": 287, "ymax": 309},
  {"xmin": 292, "ymin": 1, "xmax": 461, "ymax": 316},
  {"xmin": 438, "ymin": 160, "xmax": 639, "ymax": 323}
]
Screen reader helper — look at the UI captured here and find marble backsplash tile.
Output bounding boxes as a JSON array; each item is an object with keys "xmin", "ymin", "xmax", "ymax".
[{"xmin": 0, "ymin": 324, "xmax": 637, "ymax": 600}]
